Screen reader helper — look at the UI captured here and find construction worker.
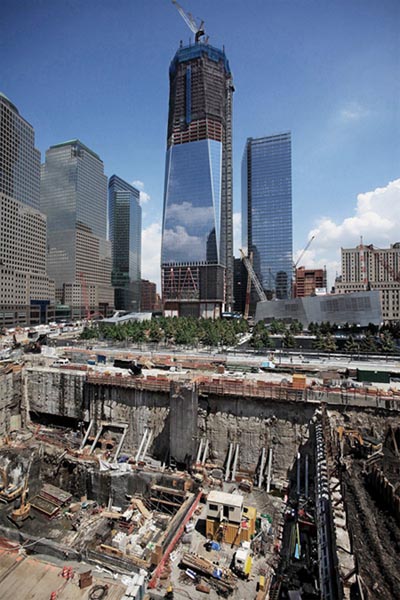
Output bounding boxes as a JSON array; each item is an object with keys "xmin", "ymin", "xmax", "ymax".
[{"xmin": 165, "ymin": 584, "xmax": 174, "ymax": 599}]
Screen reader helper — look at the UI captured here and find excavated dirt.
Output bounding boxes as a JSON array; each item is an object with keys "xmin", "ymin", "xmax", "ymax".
[{"xmin": 342, "ymin": 462, "xmax": 400, "ymax": 600}]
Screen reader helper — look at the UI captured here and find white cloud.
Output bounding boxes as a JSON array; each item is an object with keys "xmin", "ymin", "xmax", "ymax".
[
  {"xmin": 139, "ymin": 191, "xmax": 151, "ymax": 204},
  {"xmin": 131, "ymin": 180, "xmax": 151, "ymax": 204},
  {"xmin": 132, "ymin": 180, "xmax": 144, "ymax": 189},
  {"xmin": 299, "ymin": 179, "xmax": 400, "ymax": 288},
  {"xmin": 141, "ymin": 222, "xmax": 161, "ymax": 291},
  {"xmin": 339, "ymin": 102, "xmax": 370, "ymax": 122},
  {"xmin": 166, "ymin": 201, "xmax": 214, "ymax": 227}
]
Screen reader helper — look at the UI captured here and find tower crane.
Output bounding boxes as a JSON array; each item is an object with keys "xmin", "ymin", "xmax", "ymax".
[
  {"xmin": 172, "ymin": 0, "xmax": 206, "ymax": 43},
  {"xmin": 293, "ymin": 235, "xmax": 316, "ymax": 271},
  {"xmin": 239, "ymin": 248, "xmax": 267, "ymax": 310},
  {"xmin": 243, "ymin": 251, "xmax": 254, "ymax": 320},
  {"xmin": 292, "ymin": 235, "xmax": 316, "ymax": 298}
]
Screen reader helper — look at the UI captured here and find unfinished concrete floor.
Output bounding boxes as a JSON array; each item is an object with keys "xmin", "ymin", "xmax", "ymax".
[{"xmin": 0, "ymin": 548, "xmax": 126, "ymax": 600}]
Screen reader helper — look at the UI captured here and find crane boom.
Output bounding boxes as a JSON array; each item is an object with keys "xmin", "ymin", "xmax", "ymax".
[
  {"xmin": 240, "ymin": 249, "xmax": 267, "ymax": 303},
  {"xmin": 294, "ymin": 235, "xmax": 316, "ymax": 269},
  {"xmin": 172, "ymin": 0, "xmax": 205, "ymax": 42}
]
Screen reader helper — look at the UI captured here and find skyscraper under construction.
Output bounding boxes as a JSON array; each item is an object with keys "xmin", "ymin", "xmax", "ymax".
[{"xmin": 161, "ymin": 30, "xmax": 234, "ymax": 317}]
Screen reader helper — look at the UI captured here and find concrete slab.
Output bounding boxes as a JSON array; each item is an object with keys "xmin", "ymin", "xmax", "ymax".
[{"xmin": 0, "ymin": 552, "xmax": 126, "ymax": 600}]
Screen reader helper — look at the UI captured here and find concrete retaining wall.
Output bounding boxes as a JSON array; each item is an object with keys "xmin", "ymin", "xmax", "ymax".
[
  {"xmin": 0, "ymin": 370, "xmax": 22, "ymax": 437},
  {"xmin": 27, "ymin": 369, "xmax": 86, "ymax": 420}
]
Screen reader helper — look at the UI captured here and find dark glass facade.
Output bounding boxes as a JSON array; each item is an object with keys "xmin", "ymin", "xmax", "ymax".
[
  {"xmin": 161, "ymin": 42, "xmax": 234, "ymax": 317},
  {"xmin": 162, "ymin": 139, "xmax": 221, "ymax": 264},
  {"xmin": 41, "ymin": 140, "xmax": 113, "ymax": 314},
  {"xmin": 0, "ymin": 92, "xmax": 41, "ymax": 209},
  {"xmin": 242, "ymin": 133, "xmax": 292, "ymax": 300},
  {"xmin": 108, "ymin": 175, "xmax": 141, "ymax": 311}
]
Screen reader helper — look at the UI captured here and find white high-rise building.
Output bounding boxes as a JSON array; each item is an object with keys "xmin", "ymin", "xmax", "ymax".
[{"xmin": 0, "ymin": 93, "xmax": 54, "ymax": 327}]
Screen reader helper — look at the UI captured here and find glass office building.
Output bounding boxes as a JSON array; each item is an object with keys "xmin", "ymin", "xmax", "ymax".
[
  {"xmin": 108, "ymin": 175, "xmax": 142, "ymax": 311},
  {"xmin": 161, "ymin": 42, "xmax": 234, "ymax": 317},
  {"xmin": 41, "ymin": 140, "xmax": 113, "ymax": 316},
  {"xmin": 0, "ymin": 92, "xmax": 41, "ymax": 210},
  {"xmin": 242, "ymin": 133, "xmax": 292, "ymax": 300}
]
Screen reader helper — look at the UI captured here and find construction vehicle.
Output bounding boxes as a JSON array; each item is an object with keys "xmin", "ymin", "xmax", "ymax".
[
  {"xmin": 337, "ymin": 426, "xmax": 382, "ymax": 455},
  {"xmin": 172, "ymin": 0, "xmax": 206, "ymax": 43},
  {"xmin": 233, "ymin": 540, "xmax": 252, "ymax": 578},
  {"xmin": 0, "ymin": 465, "xmax": 24, "ymax": 502},
  {"xmin": 164, "ymin": 584, "xmax": 174, "ymax": 599},
  {"xmin": 9, "ymin": 457, "xmax": 33, "ymax": 526}
]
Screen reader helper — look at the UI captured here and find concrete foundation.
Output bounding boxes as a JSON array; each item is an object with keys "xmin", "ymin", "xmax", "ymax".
[{"xmin": 3, "ymin": 367, "xmax": 399, "ymax": 492}]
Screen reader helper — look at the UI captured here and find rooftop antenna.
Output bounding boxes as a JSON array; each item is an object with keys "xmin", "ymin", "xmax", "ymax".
[{"xmin": 172, "ymin": 0, "xmax": 206, "ymax": 43}]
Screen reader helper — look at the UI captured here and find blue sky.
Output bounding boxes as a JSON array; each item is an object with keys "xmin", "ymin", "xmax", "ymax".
[{"xmin": 2, "ymin": 0, "xmax": 399, "ymax": 289}]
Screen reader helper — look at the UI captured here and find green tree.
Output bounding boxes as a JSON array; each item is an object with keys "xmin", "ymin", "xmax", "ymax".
[
  {"xmin": 380, "ymin": 331, "xmax": 396, "ymax": 354},
  {"xmin": 320, "ymin": 321, "xmax": 333, "ymax": 334},
  {"xmin": 320, "ymin": 333, "xmax": 337, "ymax": 353},
  {"xmin": 148, "ymin": 321, "xmax": 163, "ymax": 343},
  {"xmin": 202, "ymin": 326, "xmax": 220, "ymax": 347},
  {"xmin": 360, "ymin": 332, "xmax": 377, "ymax": 353},
  {"xmin": 282, "ymin": 329, "xmax": 295, "ymax": 349},
  {"xmin": 289, "ymin": 319, "xmax": 303, "ymax": 335},
  {"xmin": 269, "ymin": 319, "xmax": 286, "ymax": 334},
  {"xmin": 80, "ymin": 326, "xmax": 98, "ymax": 340},
  {"xmin": 220, "ymin": 322, "xmax": 237, "ymax": 347},
  {"xmin": 313, "ymin": 332, "xmax": 337, "ymax": 353},
  {"xmin": 250, "ymin": 322, "xmax": 272, "ymax": 350},
  {"xmin": 308, "ymin": 322, "xmax": 320, "ymax": 335},
  {"xmin": 344, "ymin": 335, "xmax": 359, "ymax": 354}
]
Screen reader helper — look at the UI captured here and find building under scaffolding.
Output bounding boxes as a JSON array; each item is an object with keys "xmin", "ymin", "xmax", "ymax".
[{"xmin": 161, "ymin": 41, "xmax": 234, "ymax": 317}]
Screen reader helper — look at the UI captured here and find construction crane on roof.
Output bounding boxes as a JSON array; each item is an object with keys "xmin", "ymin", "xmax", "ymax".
[
  {"xmin": 291, "ymin": 235, "xmax": 316, "ymax": 298},
  {"xmin": 293, "ymin": 235, "xmax": 316, "ymax": 270},
  {"xmin": 240, "ymin": 248, "xmax": 267, "ymax": 307},
  {"xmin": 172, "ymin": 0, "xmax": 206, "ymax": 43}
]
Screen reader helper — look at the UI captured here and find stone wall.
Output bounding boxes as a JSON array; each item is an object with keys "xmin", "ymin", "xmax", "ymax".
[
  {"xmin": 199, "ymin": 394, "xmax": 315, "ymax": 481},
  {"xmin": 84, "ymin": 383, "xmax": 170, "ymax": 460},
  {"xmin": 0, "ymin": 369, "xmax": 22, "ymax": 437},
  {"xmin": 24, "ymin": 369, "xmax": 400, "ymax": 487},
  {"xmin": 27, "ymin": 369, "xmax": 86, "ymax": 420}
]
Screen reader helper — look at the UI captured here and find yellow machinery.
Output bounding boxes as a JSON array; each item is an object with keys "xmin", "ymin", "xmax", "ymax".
[
  {"xmin": 9, "ymin": 458, "xmax": 32, "ymax": 525},
  {"xmin": 0, "ymin": 466, "xmax": 23, "ymax": 502},
  {"xmin": 337, "ymin": 426, "xmax": 382, "ymax": 454}
]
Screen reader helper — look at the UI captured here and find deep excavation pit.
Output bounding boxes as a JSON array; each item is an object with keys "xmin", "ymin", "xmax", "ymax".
[{"xmin": 0, "ymin": 364, "xmax": 399, "ymax": 599}]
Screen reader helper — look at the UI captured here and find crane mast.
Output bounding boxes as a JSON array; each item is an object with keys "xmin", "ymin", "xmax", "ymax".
[
  {"xmin": 172, "ymin": 0, "xmax": 205, "ymax": 42},
  {"xmin": 240, "ymin": 249, "xmax": 267, "ymax": 304}
]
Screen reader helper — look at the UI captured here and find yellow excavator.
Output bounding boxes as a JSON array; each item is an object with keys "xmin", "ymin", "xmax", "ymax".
[
  {"xmin": 9, "ymin": 458, "xmax": 33, "ymax": 526},
  {"xmin": 337, "ymin": 426, "xmax": 382, "ymax": 455}
]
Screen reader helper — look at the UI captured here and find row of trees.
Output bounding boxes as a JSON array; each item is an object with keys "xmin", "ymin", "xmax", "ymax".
[
  {"xmin": 80, "ymin": 316, "xmax": 399, "ymax": 354},
  {"xmin": 249, "ymin": 321, "xmax": 398, "ymax": 354},
  {"xmin": 80, "ymin": 316, "xmax": 249, "ymax": 348}
]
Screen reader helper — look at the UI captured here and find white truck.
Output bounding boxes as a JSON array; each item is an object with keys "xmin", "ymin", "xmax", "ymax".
[{"xmin": 233, "ymin": 540, "xmax": 252, "ymax": 578}]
